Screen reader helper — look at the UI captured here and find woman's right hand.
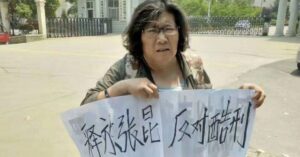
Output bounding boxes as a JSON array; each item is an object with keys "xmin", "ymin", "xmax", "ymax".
[
  {"xmin": 125, "ymin": 78, "xmax": 159, "ymax": 99},
  {"xmin": 98, "ymin": 78, "xmax": 159, "ymax": 100}
]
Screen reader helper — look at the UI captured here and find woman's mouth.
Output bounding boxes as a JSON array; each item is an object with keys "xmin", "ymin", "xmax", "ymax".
[{"xmin": 157, "ymin": 48, "xmax": 170, "ymax": 52}]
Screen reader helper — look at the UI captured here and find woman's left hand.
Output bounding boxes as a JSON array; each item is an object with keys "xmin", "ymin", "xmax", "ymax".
[{"xmin": 239, "ymin": 83, "xmax": 266, "ymax": 108}]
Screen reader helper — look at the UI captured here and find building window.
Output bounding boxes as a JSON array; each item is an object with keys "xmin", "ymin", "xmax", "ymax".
[
  {"xmin": 86, "ymin": 1, "xmax": 94, "ymax": 18},
  {"xmin": 108, "ymin": 0, "xmax": 118, "ymax": 7},
  {"xmin": 108, "ymin": 0, "xmax": 119, "ymax": 20},
  {"xmin": 86, "ymin": 2, "xmax": 93, "ymax": 9},
  {"xmin": 88, "ymin": 10, "xmax": 94, "ymax": 18}
]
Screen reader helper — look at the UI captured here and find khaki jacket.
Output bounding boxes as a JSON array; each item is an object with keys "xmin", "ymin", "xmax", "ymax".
[{"xmin": 81, "ymin": 53, "xmax": 212, "ymax": 105}]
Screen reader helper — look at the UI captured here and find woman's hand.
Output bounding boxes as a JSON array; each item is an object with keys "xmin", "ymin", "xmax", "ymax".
[
  {"xmin": 98, "ymin": 78, "xmax": 158, "ymax": 100},
  {"xmin": 239, "ymin": 83, "xmax": 266, "ymax": 108},
  {"xmin": 124, "ymin": 78, "xmax": 159, "ymax": 99}
]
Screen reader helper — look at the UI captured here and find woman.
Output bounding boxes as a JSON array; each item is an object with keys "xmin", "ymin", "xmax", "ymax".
[{"xmin": 81, "ymin": 0, "xmax": 265, "ymax": 108}]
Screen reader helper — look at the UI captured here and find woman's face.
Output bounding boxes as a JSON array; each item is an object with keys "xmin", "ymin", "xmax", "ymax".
[{"xmin": 141, "ymin": 11, "xmax": 179, "ymax": 69}]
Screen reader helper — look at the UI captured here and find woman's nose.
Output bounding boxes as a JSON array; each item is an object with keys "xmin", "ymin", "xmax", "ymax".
[{"xmin": 157, "ymin": 31, "xmax": 167, "ymax": 43}]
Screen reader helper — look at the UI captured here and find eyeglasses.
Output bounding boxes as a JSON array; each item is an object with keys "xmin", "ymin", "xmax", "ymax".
[{"xmin": 143, "ymin": 26, "xmax": 178, "ymax": 37}]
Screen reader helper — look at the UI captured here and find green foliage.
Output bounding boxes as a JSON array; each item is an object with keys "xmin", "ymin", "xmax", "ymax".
[
  {"xmin": 45, "ymin": 0, "xmax": 60, "ymax": 18},
  {"xmin": 66, "ymin": 0, "xmax": 77, "ymax": 3},
  {"xmin": 67, "ymin": 6, "xmax": 78, "ymax": 17},
  {"xmin": 8, "ymin": 0, "xmax": 18, "ymax": 15},
  {"xmin": 176, "ymin": 0, "xmax": 208, "ymax": 16},
  {"xmin": 175, "ymin": 0, "xmax": 262, "ymax": 17},
  {"xmin": 61, "ymin": 10, "xmax": 68, "ymax": 18},
  {"xmin": 66, "ymin": 0, "xmax": 78, "ymax": 17},
  {"xmin": 270, "ymin": 0, "xmax": 279, "ymax": 19},
  {"xmin": 211, "ymin": 3, "xmax": 261, "ymax": 17},
  {"xmin": 25, "ymin": 0, "xmax": 37, "ymax": 18},
  {"xmin": 15, "ymin": 3, "xmax": 33, "ymax": 19},
  {"xmin": 9, "ymin": 0, "xmax": 60, "ymax": 19}
]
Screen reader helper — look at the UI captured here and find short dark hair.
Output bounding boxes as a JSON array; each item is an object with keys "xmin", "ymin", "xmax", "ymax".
[{"xmin": 122, "ymin": 0, "xmax": 189, "ymax": 60}]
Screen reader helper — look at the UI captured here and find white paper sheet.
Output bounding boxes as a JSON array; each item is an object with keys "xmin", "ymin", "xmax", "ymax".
[{"xmin": 62, "ymin": 89, "xmax": 255, "ymax": 157}]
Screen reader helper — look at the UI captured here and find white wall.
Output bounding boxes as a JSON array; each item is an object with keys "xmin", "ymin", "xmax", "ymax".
[{"xmin": 77, "ymin": 0, "xmax": 86, "ymax": 17}]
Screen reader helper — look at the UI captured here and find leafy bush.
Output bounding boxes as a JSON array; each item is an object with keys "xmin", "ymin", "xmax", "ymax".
[
  {"xmin": 175, "ymin": 0, "xmax": 262, "ymax": 17},
  {"xmin": 15, "ymin": 3, "xmax": 33, "ymax": 19}
]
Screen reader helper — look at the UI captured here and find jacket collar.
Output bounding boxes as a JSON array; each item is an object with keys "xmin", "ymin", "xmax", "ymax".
[{"xmin": 135, "ymin": 53, "xmax": 194, "ymax": 88}]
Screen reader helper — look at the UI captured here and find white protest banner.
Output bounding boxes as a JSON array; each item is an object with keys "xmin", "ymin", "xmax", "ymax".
[{"xmin": 61, "ymin": 89, "xmax": 256, "ymax": 157}]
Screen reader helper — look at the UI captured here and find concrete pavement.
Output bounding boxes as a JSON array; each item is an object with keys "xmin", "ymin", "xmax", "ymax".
[
  {"xmin": 227, "ymin": 58, "xmax": 300, "ymax": 157},
  {"xmin": 0, "ymin": 35, "xmax": 299, "ymax": 157}
]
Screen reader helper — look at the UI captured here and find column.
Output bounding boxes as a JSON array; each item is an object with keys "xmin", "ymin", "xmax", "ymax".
[
  {"xmin": 35, "ymin": 0, "xmax": 47, "ymax": 38},
  {"xmin": 286, "ymin": 0, "xmax": 298, "ymax": 36},
  {"xmin": 0, "ymin": 1, "xmax": 10, "ymax": 32},
  {"xmin": 275, "ymin": 0, "xmax": 288, "ymax": 36},
  {"xmin": 95, "ymin": 0, "xmax": 100, "ymax": 18}
]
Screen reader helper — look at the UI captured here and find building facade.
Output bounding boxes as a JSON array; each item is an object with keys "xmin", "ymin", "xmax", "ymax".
[{"xmin": 77, "ymin": 0, "xmax": 144, "ymax": 33}]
